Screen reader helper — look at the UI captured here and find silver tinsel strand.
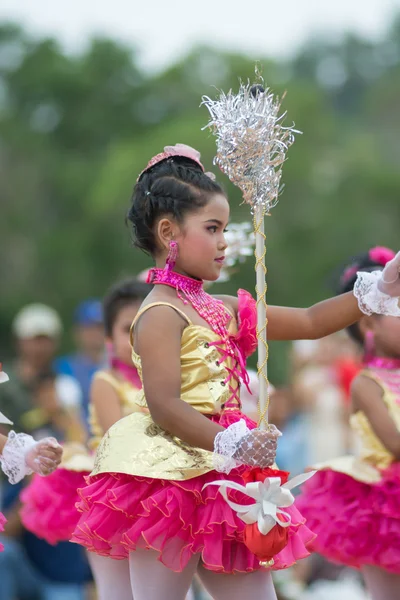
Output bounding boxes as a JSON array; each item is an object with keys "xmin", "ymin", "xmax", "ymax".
[
  {"xmin": 202, "ymin": 78, "xmax": 300, "ymax": 211},
  {"xmin": 203, "ymin": 222, "xmax": 254, "ymax": 286}
]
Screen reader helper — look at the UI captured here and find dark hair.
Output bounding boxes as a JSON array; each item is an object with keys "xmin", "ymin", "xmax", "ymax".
[
  {"xmin": 336, "ymin": 250, "xmax": 389, "ymax": 344},
  {"xmin": 127, "ymin": 156, "xmax": 225, "ymax": 255},
  {"xmin": 103, "ymin": 278, "xmax": 152, "ymax": 336}
]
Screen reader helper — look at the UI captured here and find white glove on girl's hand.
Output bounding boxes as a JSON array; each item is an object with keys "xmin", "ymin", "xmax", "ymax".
[
  {"xmin": 233, "ymin": 426, "xmax": 281, "ymax": 468},
  {"xmin": 0, "ymin": 432, "xmax": 62, "ymax": 484},
  {"xmin": 354, "ymin": 252, "xmax": 400, "ymax": 317},
  {"xmin": 25, "ymin": 437, "xmax": 63, "ymax": 476},
  {"xmin": 213, "ymin": 420, "xmax": 281, "ymax": 474}
]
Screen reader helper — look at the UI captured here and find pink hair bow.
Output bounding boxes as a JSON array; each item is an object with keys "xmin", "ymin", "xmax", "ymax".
[{"xmin": 137, "ymin": 143, "xmax": 204, "ymax": 181}]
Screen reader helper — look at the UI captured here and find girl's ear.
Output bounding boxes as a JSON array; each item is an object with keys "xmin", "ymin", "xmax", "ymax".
[{"xmin": 156, "ymin": 218, "xmax": 177, "ymax": 251}]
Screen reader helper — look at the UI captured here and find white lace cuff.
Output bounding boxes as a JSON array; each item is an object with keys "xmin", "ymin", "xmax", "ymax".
[
  {"xmin": 0, "ymin": 431, "xmax": 36, "ymax": 484},
  {"xmin": 213, "ymin": 419, "xmax": 250, "ymax": 474},
  {"xmin": 354, "ymin": 271, "xmax": 400, "ymax": 317}
]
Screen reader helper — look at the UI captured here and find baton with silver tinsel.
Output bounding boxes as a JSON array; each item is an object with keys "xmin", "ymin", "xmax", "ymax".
[{"xmin": 202, "ymin": 79, "xmax": 299, "ymax": 429}]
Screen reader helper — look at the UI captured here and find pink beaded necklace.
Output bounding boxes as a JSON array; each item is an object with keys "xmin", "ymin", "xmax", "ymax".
[
  {"xmin": 364, "ymin": 356, "xmax": 400, "ymax": 370},
  {"xmin": 364, "ymin": 356, "xmax": 400, "ymax": 403},
  {"xmin": 147, "ymin": 267, "xmax": 250, "ymax": 407},
  {"xmin": 147, "ymin": 268, "xmax": 232, "ymax": 341}
]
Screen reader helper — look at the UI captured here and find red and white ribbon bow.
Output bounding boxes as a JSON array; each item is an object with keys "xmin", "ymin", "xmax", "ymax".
[{"xmin": 204, "ymin": 471, "xmax": 315, "ymax": 535}]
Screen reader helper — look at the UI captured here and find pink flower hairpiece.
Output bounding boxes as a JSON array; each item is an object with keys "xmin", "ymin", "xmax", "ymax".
[
  {"xmin": 137, "ymin": 143, "xmax": 204, "ymax": 181},
  {"xmin": 369, "ymin": 246, "xmax": 395, "ymax": 266},
  {"xmin": 341, "ymin": 246, "xmax": 395, "ymax": 284}
]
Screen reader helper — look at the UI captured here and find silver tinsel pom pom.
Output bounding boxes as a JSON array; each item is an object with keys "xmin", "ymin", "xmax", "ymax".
[{"xmin": 202, "ymin": 77, "xmax": 300, "ymax": 211}]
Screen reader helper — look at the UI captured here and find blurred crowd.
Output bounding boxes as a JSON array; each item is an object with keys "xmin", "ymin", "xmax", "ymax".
[{"xmin": 0, "ymin": 298, "xmax": 368, "ymax": 600}]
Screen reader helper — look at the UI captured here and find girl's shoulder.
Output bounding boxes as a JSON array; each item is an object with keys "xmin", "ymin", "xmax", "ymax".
[
  {"xmin": 93, "ymin": 369, "xmax": 123, "ymax": 388},
  {"xmin": 350, "ymin": 370, "xmax": 386, "ymax": 412}
]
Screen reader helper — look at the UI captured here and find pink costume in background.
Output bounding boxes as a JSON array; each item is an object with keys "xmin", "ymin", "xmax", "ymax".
[
  {"xmin": 297, "ymin": 357, "xmax": 400, "ymax": 573},
  {"xmin": 71, "ymin": 270, "xmax": 314, "ymax": 573}
]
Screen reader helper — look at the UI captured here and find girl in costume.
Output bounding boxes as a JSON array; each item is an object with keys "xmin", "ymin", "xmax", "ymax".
[
  {"xmin": 19, "ymin": 279, "xmax": 150, "ymax": 550},
  {"xmin": 71, "ymin": 145, "xmax": 400, "ymax": 600},
  {"xmin": 297, "ymin": 247, "xmax": 400, "ymax": 600},
  {"xmin": 0, "ymin": 366, "xmax": 62, "ymax": 551}
]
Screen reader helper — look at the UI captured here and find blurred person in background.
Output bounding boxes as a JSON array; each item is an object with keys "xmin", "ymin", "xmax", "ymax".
[
  {"xmin": 0, "ymin": 304, "xmax": 63, "ymax": 433},
  {"xmin": 0, "ymin": 304, "xmax": 91, "ymax": 600},
  {"xmin": 298, "ymin": 247, "xmax": 400, "ymax": 600},
  {"xmin": 291, "ymin": 335, "xmax": 351, "ymax": 462},
  {"xmin": 268, "ymin": 386, "xmax": 311, "ymax": 478},
  {"xmin": 55, "ymin": 299, "xmax": 105, "ymax": 429},
  {"xmin": 20, "ymin": 278, "xmax": 153, "ymax": 600},
  {"xmin": 0, "ymin": 303, "xmax": 85, "ymax": 441}
]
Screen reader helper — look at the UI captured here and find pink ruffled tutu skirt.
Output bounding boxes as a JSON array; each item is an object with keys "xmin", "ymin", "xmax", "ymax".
[
  {"xmin": 296, "ymin": 463, "xmax": 400, "ymax": 573},
  {"xmin": 0, "ymin": 512, "xmax": 6, "ymax": 551},
  {"xmin": 72, "ymin": 411, "xmax": 315, "ymax": 574},
  {"xmin": 20, "ymin": 469, "xmax": 88, "ymax": 545}
]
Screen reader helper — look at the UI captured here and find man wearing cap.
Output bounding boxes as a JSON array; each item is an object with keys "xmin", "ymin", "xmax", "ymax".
[
  {"xmin": 0, "ymin": 304, "xmax": 65, "ymax": 432},
  {"xmin": 54, "ymin": 300, "xmax": 105, "ymax": 429}
]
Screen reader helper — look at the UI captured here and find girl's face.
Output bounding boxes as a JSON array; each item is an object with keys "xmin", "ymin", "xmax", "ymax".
[
  {"xmin": 171, "ymin": 193, "xmax": 230, "ymax": 281},
  {"xmin": 109, "ymin": 303, "xmax": 142, "ymax": 365},
  {"xmin": 370, "ymin": 315, "xmax": 400, "ymax": 358}
]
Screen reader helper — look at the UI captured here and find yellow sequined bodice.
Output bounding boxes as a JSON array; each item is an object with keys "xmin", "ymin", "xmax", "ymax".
[
  {"xmin": 313, "ymin": 369, "xmax": 400, "ymax": 483},
  {"xmin": 88, "ymin": 370, "xmax": 143, "ymax": 451},
  {"xmin": 91, "ymin": 302, "xmax": 240, "ymax": 481},
  {"xmin": 350, "ymin": 370, "xmax": 400, "ymax": 471}
]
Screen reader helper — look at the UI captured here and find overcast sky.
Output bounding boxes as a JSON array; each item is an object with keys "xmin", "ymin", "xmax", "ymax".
[{"xmin": 1, "ymin": 0, "xmax": 400, "ymax": 71}]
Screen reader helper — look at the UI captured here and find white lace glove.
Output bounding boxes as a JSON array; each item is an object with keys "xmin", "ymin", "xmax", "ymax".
[
  {"xmin": 354, "ymin": 252, "xmax": 400, "ymax": 317},
  {"xmin": 213, "ymin": 420, "xmax": 281, "ymax": 474},
  {"xmin": 0, "ymin": 432, "xmax": 62, "ymax": 484}
]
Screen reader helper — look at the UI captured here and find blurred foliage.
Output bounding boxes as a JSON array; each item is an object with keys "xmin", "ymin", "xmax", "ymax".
[{"xmin": 1, "ymin": 20, "xmax": 400, "ymax": 380}]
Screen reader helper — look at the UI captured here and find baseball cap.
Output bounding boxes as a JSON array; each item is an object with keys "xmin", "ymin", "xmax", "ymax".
[
  {"xmin": 74, "ymin": 300, "xmax": 103, "ymax": 326},
  {"xmin": 12, "ymin": 304, "xmax": 63, "ymax": 339}
]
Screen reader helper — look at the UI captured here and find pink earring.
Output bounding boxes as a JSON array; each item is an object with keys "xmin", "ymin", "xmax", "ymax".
[{"xmin": 164, "ymin": 240, "xmax": 178, "ymax": 272}]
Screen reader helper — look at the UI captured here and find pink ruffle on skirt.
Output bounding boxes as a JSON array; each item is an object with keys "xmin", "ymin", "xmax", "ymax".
[
  {"xmin": 296, "ymin": 463, "xmax": 400, "ymax": 573},
  {"xmin": 72, "ymin": 408, "xmax": 314, "ymax": 574},
  {"xmin": 20, "ymin": 469, "xmax": 88, "ymax": 544},
  {"xmin": 0, "ymin": 512, "xmax": 6, "ymax": 552}
]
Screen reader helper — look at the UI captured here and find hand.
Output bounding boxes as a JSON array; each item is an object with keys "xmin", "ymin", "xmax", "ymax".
[
  {"xmin": 233, "ymin": 425, "xmax": 281, "ymax": 468},
  {"xmin": 378, "ymin": 251, "xmax": 400, "ymax": 297},
  {"xmin": 25, "ymin": 437, "xmax": 63, "ymax": 476}
]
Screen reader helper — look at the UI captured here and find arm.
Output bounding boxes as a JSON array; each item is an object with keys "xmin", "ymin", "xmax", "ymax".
[
  {"xmin": 135, "ymin": 306, "xmax": 224, "ymax": 451},
  {"xmin": 253, "ymin": 252, "xmax": 400, "ymax": 341},
  {"xmin": 351, "ymin": 375, "xmax": 400, "ymax": 459},
  {"xmin": 222, "ymin": 291, "xmax": 361, "ymax": 341},
  {"xmin": 267, "ymin": 292, "xmax": 361, "ymax": 341},
  {"xmin": 91, "ymin": 377, "xmax": 124, "ymax": 434}
]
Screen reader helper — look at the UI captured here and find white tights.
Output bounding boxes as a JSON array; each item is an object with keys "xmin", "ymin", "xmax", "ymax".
[
  {"xmin": 87, "ymin": 553, "xmax": 133, "ymax": 600},
  {"xmin": 129, "ymin": 549, "xmax": 277, "ymax": 600},
  {"xmin": 362, "ymin": 565, "xmax": 400, "ymax": 600},
  {"xmin": 88, "ymin": 552, "xmax": 196, "ymax": 600},
  {"xmin": 88, "ymin": 550, "xmax": 277, "ymax": 600}
]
